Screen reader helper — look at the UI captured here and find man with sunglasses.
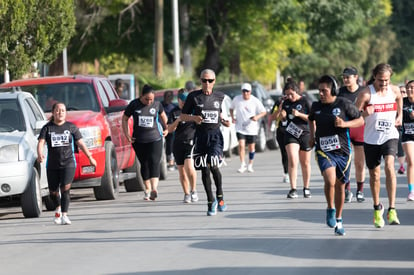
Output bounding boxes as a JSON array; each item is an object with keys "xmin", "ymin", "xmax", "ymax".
[
  {"xmin": 230, "ymin": 83, "xmax": 266, "ymax": 173},
  {"xmin": 180, "ymin": 69, "xmax": 231, "ymax": 216}
]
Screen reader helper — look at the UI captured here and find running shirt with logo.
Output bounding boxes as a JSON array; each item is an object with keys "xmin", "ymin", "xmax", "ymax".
[
  {"xmin": 282, "ymin": 96, "xmax": 311, "ymax": 139},
  {"xmin": 402, "ymin": 97, "xmax": 414, "ymax": 142},
  {"xmin": 338, "ymin": 86, "xmax": 364, "ymax": 103},
  {"xmin": 181, "ymin": 89, "xmax": 225, "ymax": 131},
  {"xmin": 38, "ymin": 121, "xmax": 82, "ymax": 169},
  {"xmin": 308, "ymin": 97, "xmax": 360, "ymax": 155},
  {"xmin": 363, "ymin": 85, "xmax": 399, "ymax": 145},
  {"xmin": 169, "ymin": 107, "xmax": 196, "ymax": 143},
  {"xmin": 230, "ymin": 94, "xmax": 266, "ymax": 135},
  {"xmin": 124, "ymin": 99, "xmax": 164, "ymax": 143}
]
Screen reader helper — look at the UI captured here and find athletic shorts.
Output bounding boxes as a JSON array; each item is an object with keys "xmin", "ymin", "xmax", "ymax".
[
  {"xmin": 173, "ymin": 141, "xmax": 194, "ymax": 165},
  {"xmin": 315, "ymin": 150, "xmax": 351, "ymax": 184},
  {"xmin": 364, "ymin": 139, "xmax": 398, "ymax": 169},
  {"xmin": 193, "ymin": 128, "xmax": 223, "ymax": 169},
  {"xmin": 285, "ymin": 132, "xmax": 312, "ymax": 151},
  {"xmin": 349, "ymin": 125, "xmax": 365, "ymax": 146},
  {"xmin": 47, "ymin": 167, "xmax": 76, "ymax": 192},
  {"xmin": 236, "ymin": 132, "xmax": 256, "ymax": 145}
]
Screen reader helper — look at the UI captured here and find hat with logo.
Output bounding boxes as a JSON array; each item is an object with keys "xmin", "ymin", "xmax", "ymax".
[
  {"xmin": 178, "ymin": 92, "xmax": 188, "ymax": 102},
  {"xmin": 241, "ymin": 83, "xmax": 252, "ymax": 91},
  {"xmin": 342, "ymin": 67, "xmax": 358, "ymax": 76}
]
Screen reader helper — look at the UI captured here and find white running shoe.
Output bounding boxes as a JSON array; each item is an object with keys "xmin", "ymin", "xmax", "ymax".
[
  {"xmin": 238, "ymin": 165, "xmax": 247, "ymax": 173},
  {"xmin": 54, "ymin": 211, "xmax": 62, "ymax": 225},
  {"xmin": 191, "ymin": 191, "xmax": 199, "ymax": 202},
  {"xmin": 183, "ymin": 194, "xmax": 191, "ymax": 203},
  {"xmin": 62, "ymin": 215, "xmax": 71, "ymax": 225},
  {"xmin": 283, "ymin": 174, "xmax": 289, "ymax": 183},
  {"xmin": 247, "ymin": 164, "xmax": 254, "ymax": 173}
]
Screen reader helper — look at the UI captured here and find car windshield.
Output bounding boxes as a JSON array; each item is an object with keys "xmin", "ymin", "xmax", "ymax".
[
  {"xmin": 16, "ymin": 83, "xmax": 99, "ymax": 112},
  {"xmin": 0, "ymin": 99, "xmax": 26, "ymax": 132}
]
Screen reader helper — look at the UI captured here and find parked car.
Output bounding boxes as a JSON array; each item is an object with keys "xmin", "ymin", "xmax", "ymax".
[
  {"xmin": 0, "ymin": 89, "xmax": 52, "ymax": 217},
  {"xmin": 214, "ymin": 82, "xmax": 278, "ymax": 152},
  {"xmin": 1, "ymin": 75, "xmax": 162, "ymax": 200},
  {"xmin": 154, "ymin": 89, "xmax": 238, "ymax": 158}
]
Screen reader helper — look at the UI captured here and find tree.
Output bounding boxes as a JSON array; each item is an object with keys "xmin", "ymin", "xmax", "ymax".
[{"xmin": 0, "ymin": 0, "xmax": 76, "ymax": 79}]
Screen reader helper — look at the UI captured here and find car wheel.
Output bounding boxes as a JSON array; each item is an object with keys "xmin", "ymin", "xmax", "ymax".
[
  {"xmin": 94, "ymin": 141, "xmax": 119, "ymax": 200},
  {"xmin": 124, "ymin": 157, "xmax": 144, "ymax": 192},
  {"xmin": 159, "ymin": 142, "xmax": 168, "ymax": 180},
  {"xmin": 44, "ymin": 195, "xmax": 56, "ymax": 211},
  {"xmin": 266, "ymin": 130, "xmax": 279, "ymax": 150},
  {"xmin": 21, "ymin": 167, "xmax": 42, "ymax": 218},
  {"xmin": 256, "ymin": 124, "xmax": 266, "ymax": 152}
]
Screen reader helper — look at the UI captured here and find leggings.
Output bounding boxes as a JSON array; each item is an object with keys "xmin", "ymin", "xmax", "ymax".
[
  {"xmin": 201, "ymin": 166, "xmax": 223, "ymax": 203},
  {"xmin": 133, "ymin": 139, "xmax": 163, "ymax": 180},
  {"xmin": 276, "ymin": 126, "xmax": 288, "ymax": 174}
]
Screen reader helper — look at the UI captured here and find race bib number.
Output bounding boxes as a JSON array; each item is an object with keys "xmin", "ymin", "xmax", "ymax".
[
  {"xmin": 138, "ymin": 115, "xmax": 154, "ymax": 128},
  {"xmin": 375, "ymin": 119, "xmax": 392, "ymax": 132},
  {"xmin": 286, "ymin": 122, "xmax": 303, "ymax": 138},
  {"xmin": 51, "ymin": 131, "xmax": 70, "ymax": 147},
  {"xmin": 202, "ymin": 110, "xmax": 219, "ymax": 124},
  {"xmin": 319, "ymin": 135, "xmax": 341, "ymax": 152},
  {"xmin": 404, "ymin": 122, "xmax": 414, "ymax": 135}
]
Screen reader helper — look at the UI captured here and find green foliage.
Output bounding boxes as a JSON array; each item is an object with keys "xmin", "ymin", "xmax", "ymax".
[{"xmin": 0, "ymin": 0, "xmax": 76, "ymax": 78}]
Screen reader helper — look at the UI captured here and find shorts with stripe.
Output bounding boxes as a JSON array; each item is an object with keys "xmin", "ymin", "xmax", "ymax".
[{"xmin": 315, "ymin": 150, "xmax": 351, "ymax": 184}]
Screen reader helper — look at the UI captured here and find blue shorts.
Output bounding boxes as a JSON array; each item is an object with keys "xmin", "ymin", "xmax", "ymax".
[{"xmin": 315, "ymin": 150, "xmax": 352, "ymax": 183}]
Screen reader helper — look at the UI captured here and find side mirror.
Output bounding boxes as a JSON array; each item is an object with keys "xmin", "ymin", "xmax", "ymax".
[{"xmin": 105, "ymin": 99, "xmax": 129, "ymax": 113}]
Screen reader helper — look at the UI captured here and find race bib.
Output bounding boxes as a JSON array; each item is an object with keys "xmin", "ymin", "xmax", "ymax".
[
  {"xmin": 319, "ymin": 135, "xmax": 341, "ymax": 152},
  {"xmin": 375, "ymin": 119, "xmax": 392, "ymax": 132},
  {"xmin": 404, "ymin": 122, "xmax": 414, "ymax": 135},
  {"xmin": 138, "ymin": 115, "xmax": 154, "ymax": 128},
  {"xmin": 286, "ymin": 122, "xmax": 303, "ymax": 138},
  {"xmin": 51, "ymin": 131, "xmax": 70, "ymax": 147},
  {"xmin": 202, "ymin": 110, "xmax": 219, "ymax": 124}
]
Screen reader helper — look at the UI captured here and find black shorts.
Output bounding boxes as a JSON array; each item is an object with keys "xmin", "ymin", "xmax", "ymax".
[
  {"xmin": 364, "ymin": 139, "xmax": 398, "ymax": 169},
  {"xmin": 47, "ymin": 167, "xmax": 76, "ymax": 192},
  {"xmin": 285, "ymin": 132, "xmax": 312, "ymax": 151},
  {"xmin": 236, "ymin": 132, "xmax": 256, "ymax": 145},
  {"xmin": 194, "ymin": 128, "xmax": 223, "ymax": 169},
  {"xmin": 173, "ymin": 141, "xmax": 194, "ymax": 165}
]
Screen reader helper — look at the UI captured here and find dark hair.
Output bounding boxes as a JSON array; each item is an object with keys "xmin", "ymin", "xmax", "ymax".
[
  {"xmin": 49, "ymin": 102, "xmax": 65, "ymax": 122},
  {"xmin": 115, "ymin": 79, "xmax": 123, "ymax": 88},
  {"xmin": 372, "ymin": 63, "xmax": 393, "ymax": 77},
  {"xmin": 283, "ymin": 79, "xmax": 299, "ymax": 94},
  {"xmin": 178, "ymin": 88, "xmax": 186, "ymax": 94},
  {"xmin": 406, "ymin": 80, "xmax": 414, "ymax": 88},
  {"xmin": 141, "ymin": 84, "xmax": 154, "ymax": 96},
  {"xmin": 163, "ymin": 90, "xmax": 174, "ymax": 100},
  {"xmin": 319, "ymin": 75, "xmax": 338, "ymax": 96}
]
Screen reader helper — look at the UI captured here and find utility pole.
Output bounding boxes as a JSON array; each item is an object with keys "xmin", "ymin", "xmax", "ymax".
[
  {"xmin": 155, "ymin": 0, "xmax": 163, "ymax": 78},
  {"xmin": 172, "ymin": 0, "xmax": 180, "ymax": 77}
]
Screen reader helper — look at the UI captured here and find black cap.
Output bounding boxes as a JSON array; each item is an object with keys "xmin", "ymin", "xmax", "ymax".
[{"xmin": 342, "ymin": 67, "xmax": 358, "ymax": 76}]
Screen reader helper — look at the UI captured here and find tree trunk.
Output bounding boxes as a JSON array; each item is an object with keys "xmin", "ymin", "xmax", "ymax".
[{"xmin": 180, "ymin": 3, "xmax": 192, "ymax": 75}]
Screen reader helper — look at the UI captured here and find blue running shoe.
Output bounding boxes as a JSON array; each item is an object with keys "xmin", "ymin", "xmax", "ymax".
[
  {"xmin": 334, "ymin": 219, "xmax": 346, "ymax": 236},
  {"xmin": 207, "ymin": 200, "xmax": 218, "ymax": 216},
  {"xmin": 217, "ymin": 200, "xmax": 227, "ymax": 212},
  {"xmin": 326, "ymin": 208, "xmax": 337, "ymax": 228}
]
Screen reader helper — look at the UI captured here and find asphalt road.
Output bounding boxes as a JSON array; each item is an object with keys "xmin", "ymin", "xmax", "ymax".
[{"xmin": 1, "ymin": 149, "xmax": 414, "ymax": 275}]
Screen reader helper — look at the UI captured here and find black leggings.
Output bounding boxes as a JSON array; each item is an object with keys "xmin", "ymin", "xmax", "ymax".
[
  {"xmin": 276, "ymin": 127, "xmax": 288, "ymax": 174},
  {"xmin": 133, "ymin": 139, "xmax": 163, "ymax": 180},
  {"xmin": 201, "ymin": 166, "xmax": 223, "ymax": 203}
]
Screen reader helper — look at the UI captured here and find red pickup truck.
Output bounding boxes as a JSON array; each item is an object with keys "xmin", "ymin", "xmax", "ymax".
[{"xmin": 1, "ymin": 75, "xmax": 154, "ymax": 200}]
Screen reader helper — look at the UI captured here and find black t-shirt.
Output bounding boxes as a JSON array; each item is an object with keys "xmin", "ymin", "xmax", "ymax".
[
  {"xmin": 308, "ymin": 97, "xmax": 360, "ymax": 155},
  {"xmin": 38, "ymin": 121, "xmax": 82, "ymax": 169},
  {"xmin": 169, "ymin": 107, "xmax": 196, "ymax": 142},
  {"xmin": 181, "ymin": 89, "xmax": 225, "ymax": 131},
  {"xmin": 338, "ymin": 86, "xmax": 364, "ymax": 103},
  {"xmin": 402, "ymin": 97, "xmax": 414, "ymax": 140},
  {"xmin": 282, "ymin": 96, "xmax": 311, "ymax": 133},
  {"xmin": 124, "ymin": 98, "xmax": 164, "ymax": 143}
]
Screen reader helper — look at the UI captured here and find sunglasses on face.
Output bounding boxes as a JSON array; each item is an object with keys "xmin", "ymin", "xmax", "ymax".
[
  {"xmin": 242, "ymin": 89, "xmax": 250, "ymax": 93},
  {"xmin": 201, "ymin": 78, "xmax": 215, "ymax": 83}
]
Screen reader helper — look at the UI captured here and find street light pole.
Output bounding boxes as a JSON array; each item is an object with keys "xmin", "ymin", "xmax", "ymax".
[{"xmin": 172, "ymin": 0, "xmax": 180, "ymax": 77}]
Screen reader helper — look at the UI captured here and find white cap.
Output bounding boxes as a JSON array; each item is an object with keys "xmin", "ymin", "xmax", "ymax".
[{"xmin": 241, "ymin": 83, "xmax": 252, "ymax": 91}]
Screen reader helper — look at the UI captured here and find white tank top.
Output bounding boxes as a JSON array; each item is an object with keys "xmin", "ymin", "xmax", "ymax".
[{"xmin": 364, "ymin": 84, "xmax": 399, "ymax": 145}]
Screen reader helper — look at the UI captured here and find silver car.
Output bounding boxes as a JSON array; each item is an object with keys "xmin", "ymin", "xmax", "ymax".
[{"xmin": 0, "ymin": 90, "xmax": 51, "ymax": 218}]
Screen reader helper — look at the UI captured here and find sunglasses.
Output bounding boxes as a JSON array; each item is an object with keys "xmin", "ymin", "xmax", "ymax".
[
  {"xmin": 201, "ymin": 78, "xmax": 215, "ymax": 83},
  {"xmin": 242, "ymin": 89, "xmax": 250, "ymax": 93}
]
